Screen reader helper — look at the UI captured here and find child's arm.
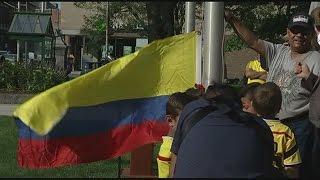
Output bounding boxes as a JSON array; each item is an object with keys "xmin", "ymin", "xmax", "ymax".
[{"xmin": 157, "ymin": 136, "xmax": 173, "ymax": 178}]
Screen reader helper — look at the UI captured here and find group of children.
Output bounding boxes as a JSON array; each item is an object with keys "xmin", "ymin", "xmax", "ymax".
[{"xmin": 156, "ymin": 80, "xmax": 302, "ymax": 178}]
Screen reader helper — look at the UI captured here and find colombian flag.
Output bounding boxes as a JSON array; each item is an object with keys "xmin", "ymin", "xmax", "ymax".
[{"xmin": 13, "ymin": 32, "xmax": 197, "ymax": 168}]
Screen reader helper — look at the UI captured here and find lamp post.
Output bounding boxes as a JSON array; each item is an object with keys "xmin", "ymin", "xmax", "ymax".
[
  {"xmin": 16, "ymin": 1, "xmax": 20, "ymax": 62},
  {"xmin": 105, "ymin": 2, "xmax": 109, "ymax": 59},
  {"xmin": 41, "ymin": 2, "xmax": 44, "ymax": 12}
]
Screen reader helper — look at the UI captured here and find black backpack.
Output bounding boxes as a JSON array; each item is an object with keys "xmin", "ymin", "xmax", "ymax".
[
  {"xmin": 179, "ymin": 97, "xmax": 286, "ymax": 178},
  {"xmin": 180, "ymin": 97, "xmax": 273, "ymax": 146}
]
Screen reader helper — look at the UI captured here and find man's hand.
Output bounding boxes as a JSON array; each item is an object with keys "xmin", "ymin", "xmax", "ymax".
[
  {"xmin": 224, "ymin": 8, "xmax": 235, "ymax": 22},
  {"xmin": 223, "ymin": 8, "xmax": 266, "ymax": 57},
  {"xmin": 246, "ymin": 68, "xmax": 261, "ymax": 79},
  {"xmin": 245, "ymin": 68, "xmax": 267, "ymax": 80},
  {"xmin": 295, "ymin": 62, "xmax": 311, "ymax": 79}
]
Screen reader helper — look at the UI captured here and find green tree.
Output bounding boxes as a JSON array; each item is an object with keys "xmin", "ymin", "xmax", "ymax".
[
  {"xmin": 239, "ymin": 2, "xmax": 309, "ymax": 43},
  {"xmin": 74, "ymin": 2, "xmax": 148, "ymax": 58},
  {"xmin": 75, "ymin": 1, "xmax": 188, "ymax": 57},
  {"xmin": 76, "ymin": 2, "xmax": 312, "ymax": 54},
  {"xmin": 224, "ymin": 2, "xmax": 311, "ymax": 52}
]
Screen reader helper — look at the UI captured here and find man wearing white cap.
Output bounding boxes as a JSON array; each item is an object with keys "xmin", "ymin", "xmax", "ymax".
[{"xmin": 225, "ymin": 10, "xmax": 320, "ymax": 178}]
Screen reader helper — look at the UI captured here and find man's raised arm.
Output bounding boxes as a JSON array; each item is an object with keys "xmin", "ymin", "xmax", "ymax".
[{"xmin": 224, "ymin": 9, "xmax": 266, "ymax": 57}]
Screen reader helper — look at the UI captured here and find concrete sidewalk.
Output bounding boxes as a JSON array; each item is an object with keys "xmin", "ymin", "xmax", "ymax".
[{"xmin": 0, "ymin": 104, "xmax": 18, "ymax": 116}]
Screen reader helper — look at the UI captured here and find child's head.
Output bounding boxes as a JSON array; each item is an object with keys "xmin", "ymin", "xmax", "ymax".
[
  {"xmin": 252, "ymin": 82, "xmax": 282, "ymax": 117},
  {"xmin": 204, "ymin": 84, "xmax": 240, "ymax": 104},
  {"xmin": 239, "ymin": 82, "xmax": 260, "ymax": 114},
  {"xmin": 166, "ymin": 88, "xmax": 200, "ymax": 128}
]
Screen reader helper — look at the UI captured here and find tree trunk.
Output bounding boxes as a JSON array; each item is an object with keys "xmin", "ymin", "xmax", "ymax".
[{"xmin": 146, "ymin": 1, "xmax": 177, "ymax": 42}]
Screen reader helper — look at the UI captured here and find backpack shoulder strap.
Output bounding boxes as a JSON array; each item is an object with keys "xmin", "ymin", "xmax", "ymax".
[
  {"xmin": 226, "ymin": 108, "xmax": 274, "ymax": 146},
  {"xmin": 180, "ymin": 105, "xmax": 217, "ymax": 142}
]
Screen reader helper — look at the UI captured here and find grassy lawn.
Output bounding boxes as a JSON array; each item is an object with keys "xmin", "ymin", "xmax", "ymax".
[{"xmin": 0, "ymin": 115, "xmax": 161, "ymax": 177}]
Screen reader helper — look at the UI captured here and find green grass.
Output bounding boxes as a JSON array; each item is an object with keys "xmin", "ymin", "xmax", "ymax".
[{"xmin": 0, "ymin": 116, "xmax": 140, "ymax": 177}]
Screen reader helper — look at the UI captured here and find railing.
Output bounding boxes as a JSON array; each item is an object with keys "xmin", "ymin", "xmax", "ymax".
[
  {"xmin": 34, "ymin": 8, "xmax": 52, "ymax": 14},
  {"xmin": 3, "ymin": 1, "xmax": 16, "ymax": 10}
]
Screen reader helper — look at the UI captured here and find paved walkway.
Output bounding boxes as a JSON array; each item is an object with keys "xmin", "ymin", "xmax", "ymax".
[{"xmin": 0, "ymin": 104, "xmax": 18, "ymax": 116}]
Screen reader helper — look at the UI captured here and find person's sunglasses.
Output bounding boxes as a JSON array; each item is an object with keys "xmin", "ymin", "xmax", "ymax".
[{"xmin": 289, "ymin": 26, "xmax": 313, "ymax": 35}]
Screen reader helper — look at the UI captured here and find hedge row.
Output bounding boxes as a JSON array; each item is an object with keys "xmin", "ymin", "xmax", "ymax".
[{"xmin": 0, "ymin": 61, "xmax": 68, "ymax": 93}]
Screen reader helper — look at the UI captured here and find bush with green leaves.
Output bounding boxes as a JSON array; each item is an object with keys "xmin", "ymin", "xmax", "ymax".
[
  {"xmin": 224, "ymin": 35, "xmax": 248, "ymax": 52},
  {"xmin": 0, "ymin": 61, "xmax": 68, "ymax": 93}
]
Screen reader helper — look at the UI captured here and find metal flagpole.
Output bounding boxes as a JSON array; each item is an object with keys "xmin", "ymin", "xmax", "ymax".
[
  {"xmin": 38, "ymin": 2, "xmax": 45, "ymax": 62},
  {"xmin": 196, "ymin": 31, "xmax": 202, "ymax": 88},
  {"xmin": 104, "ymin": 3, "xmax": 120, "ymax": 175},
  {"xmin": 202, "ymin": 2, "xmax": 224, "ymax": 87},
  {"xmin": 105, "ymin": 2, "xmax": 109, "ymax": 59},
  {"xmin": 24, "ymin": 1, "xmax": 30, "ymax": 63},
  {"xmin": 185, "ymin": 2, "xmax": 202, "ymax": 88},
  {"xmin": 185, "ymin": 2, "xmax": 195, "ymax": 33}
]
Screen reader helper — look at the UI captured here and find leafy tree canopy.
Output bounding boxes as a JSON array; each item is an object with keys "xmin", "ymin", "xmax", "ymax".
[
  {"xmin": 225, "ymin": 2, "xmax": 310, "ymax": 45},
  {"xmin": 75, "ymin": 2, "xmax": 311, "ymax": 56}
]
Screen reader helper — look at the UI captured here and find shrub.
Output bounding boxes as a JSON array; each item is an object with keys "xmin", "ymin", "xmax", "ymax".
[
  {"xmin": 224, "ymin": 35, "xmax": 248, "ymax": 52},
  {"xmin": 0, "ymin": 61, "xmax": 68, "ymax": 93}
]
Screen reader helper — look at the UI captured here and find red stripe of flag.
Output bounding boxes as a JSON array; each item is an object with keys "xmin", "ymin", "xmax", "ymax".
[{"xmin": 17, "ymin": 120, "xmax": 170, "ymax": 169}]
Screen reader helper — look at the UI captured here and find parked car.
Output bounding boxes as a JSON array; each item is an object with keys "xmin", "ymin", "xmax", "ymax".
[
  {"xmin": 4, "ymin": 54, "xmax": 17, "ymax": 63},
  {"xmin": 0, "ymin": 50, "xmax": 8, "ymax": 56},
  {"xmin": 0, "ymin": 50, "xmax": 17, "ymax": 62},
  {"xmin": 100, "ymin": 54, "xmax": 115, "ymax": 65}
]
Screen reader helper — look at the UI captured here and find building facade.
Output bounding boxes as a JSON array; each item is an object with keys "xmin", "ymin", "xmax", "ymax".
[
  {"xmin": 0, "ymin": 2, "xmax": 58, "ymax": 59},
  {"xmin": 60, "ymin": 2, "xmax": 97, "ymax": 71},
  {"xmin": 60, "ymin": 2, "xmax": 149, "ymax": 71}
]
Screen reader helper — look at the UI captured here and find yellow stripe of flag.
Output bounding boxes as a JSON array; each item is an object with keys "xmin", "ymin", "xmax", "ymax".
[{"xmin": 13, "ymin": 32, "xmax": 197, "ymax": 135}]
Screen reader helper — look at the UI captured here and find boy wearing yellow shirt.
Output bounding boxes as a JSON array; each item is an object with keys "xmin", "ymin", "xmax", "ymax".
[
  {"xmin": 251, "ymin": 82, "xmax": 301, "ymax": 178},
  {"xmin": 157, "ymin": 89, "xmax": 200, "ymax": 178}
]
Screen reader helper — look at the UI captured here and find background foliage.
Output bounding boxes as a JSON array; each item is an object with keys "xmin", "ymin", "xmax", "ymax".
[
  {"xmin": 76, "ymin": 2, "xmax": 311, "ymax": 54},
  {"xmin": 0, "ymin": 2, "xmax": 312, "ymax": 92},
  {"xmin": 0, "ymin": 61, "xmax": 68, "ymax": 93},
  {"xmin": 224, "ymin": 2, "xmax": 310, "ymax": 52}
]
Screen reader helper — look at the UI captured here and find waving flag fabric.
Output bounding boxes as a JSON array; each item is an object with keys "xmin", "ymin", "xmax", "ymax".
[{"xmin": 13, "ymin": 32, "xmax": 196, "ymax": 168}]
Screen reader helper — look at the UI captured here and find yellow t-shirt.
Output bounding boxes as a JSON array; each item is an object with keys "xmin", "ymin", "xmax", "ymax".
[
  {"xmin": 264, "ymin": 120, "xmax": 302, "ymax": 169},
  {"xmin": 157, "ymin": 136, "xmax": 173, "ymax": 178},
  {"xmin": 246, "ymin": 59, "xmax": 267, "ymax": 84}
]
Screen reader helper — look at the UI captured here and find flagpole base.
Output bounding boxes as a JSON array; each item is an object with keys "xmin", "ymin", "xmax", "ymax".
[{"xmin": 120, "ymin": 143, "xmax": 157, "ymax": 178}]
